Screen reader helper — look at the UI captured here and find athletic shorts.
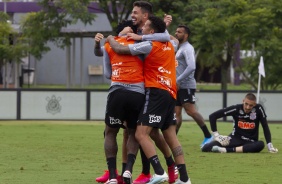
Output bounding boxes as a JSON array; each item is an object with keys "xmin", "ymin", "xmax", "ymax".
[
  {"xmin": 105, "ymin": 89, "xmax": 145, "ymax": 129},
  {"xmin": 137, "ymin": 88, "xmax": 176, "ymax": 131},
  {"xmin": 176, "ymin": 88, "xmax": 196, "ymax": 106}
]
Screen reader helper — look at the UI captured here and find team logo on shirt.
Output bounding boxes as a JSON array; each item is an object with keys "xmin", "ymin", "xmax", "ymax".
[
  {"xmin": 112, "ymin": 68, "xmax": 121, "ymax": 77},
  {"xmin": 239, "ymin": 110, "xmax": 244, "ymax": 114},
  {"xmin": 238, "ymin": 121, "xmax": 255, "ymax": 129},
  {"xmin": 250, "ymin": 112, "xmax": 257, "ymax": 120},
  {"xmin": 158, "ymin": 67, "xmax": 171, "ymax": 74},
  {"xmin": 149, "ymin": 114, "xmax": 161, "ymax": 124},
  {"xmin": 157, "ymin": 75, "xmax": 172, "ymax": 87}
]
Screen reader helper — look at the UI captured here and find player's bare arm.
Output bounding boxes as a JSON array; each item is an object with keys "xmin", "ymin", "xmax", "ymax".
[
  {"xmin": 94, "ymin": 33, "xmax": 104, "ymax": 56},
  {"xmin": 106, "ymin": 35, "xmax": 131, "ymax": 55}
]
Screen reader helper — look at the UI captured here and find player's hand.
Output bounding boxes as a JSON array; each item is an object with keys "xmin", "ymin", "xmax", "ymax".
[
  {"xmin": 163, "ymin": 14, "xmax": 172, "ymax": 28},
  {"xmin": 105, "ymin": 35, "xmax": 114, "ymax": 43},
  {"xmin": 119, "ymin": 26, "xmax": 133, "ymax": 35},
  {"xmin": 267, "ymin": 143, "xmax": 278, "ymax": 153},
  {"xmin": 212, "ymin": 132, "xmax": 231, "ymax": 146},
  {"xmin": 127, "ymin": 33, "xmax": 142, "ymax": 41},
  {"xmin": 94, "ymin": 33, "xmax": 104, "ymax": 43}
]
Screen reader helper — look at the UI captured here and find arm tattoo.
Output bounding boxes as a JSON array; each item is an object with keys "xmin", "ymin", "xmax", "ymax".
[
  {"xmin": 172, "ymin": 146, "xmax": 183, "ymax": 157},
  {"xmin": 109, "ymin": 38, "xmax": 131, "ymax": 54}
]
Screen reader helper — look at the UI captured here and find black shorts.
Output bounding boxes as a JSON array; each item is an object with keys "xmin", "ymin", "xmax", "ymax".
[
  {"xmin": 105, "ymin": 89, "xmax": 145, "ymax": 129},
  {"xmin": 137, "ymin": 88, "xmax": 176, "ymax": 131},
  {"xmin": 226, "ymin": 134, "xmax": 256, "ymax": 148},
  {"xmin": 176, "ymin": 88, "xmax": 196, "ymax": 106}
]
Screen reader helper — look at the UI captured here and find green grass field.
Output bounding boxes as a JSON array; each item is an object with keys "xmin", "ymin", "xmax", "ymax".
[{"xmin": 0, "ymin": 121, "xmax": 281, "ymax": 184}]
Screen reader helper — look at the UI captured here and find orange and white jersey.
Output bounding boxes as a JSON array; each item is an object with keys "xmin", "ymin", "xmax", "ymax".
[
  {"xmin": 104, "ymin": 37, "xmax": 144, "ymax": 84},
  {"xmin": 128, "ymin": 41, "xmax": 177, "ymax": 99}
]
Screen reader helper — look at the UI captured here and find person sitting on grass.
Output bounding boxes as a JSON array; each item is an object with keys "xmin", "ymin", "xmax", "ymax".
[{"xmin": 202, "ymin": 93, "xmax": 278, "ymax": 153}]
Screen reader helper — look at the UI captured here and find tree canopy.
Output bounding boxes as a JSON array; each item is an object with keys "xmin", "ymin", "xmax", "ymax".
[{"xmin": 21, "ymin": 0, "xmax": 96, "ymax": 59}]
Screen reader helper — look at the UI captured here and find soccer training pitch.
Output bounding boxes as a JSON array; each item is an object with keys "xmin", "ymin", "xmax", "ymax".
[{"xmin": 0, "ymin": 121, "xmax": 281, "ymax": 184}]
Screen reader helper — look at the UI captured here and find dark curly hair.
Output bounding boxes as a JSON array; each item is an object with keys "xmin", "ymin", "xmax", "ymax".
[
  {"xmin": 115, "ymin": 20, "xmax": 138, "ymax": 35},
  {"xmin": 147, "ymin": 15, "xmax": 166, "ymax": 33}
]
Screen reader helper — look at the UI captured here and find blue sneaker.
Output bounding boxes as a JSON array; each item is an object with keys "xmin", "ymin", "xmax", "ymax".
[
  {"xmin": 148, "ymin": 172, "xmax": 168, "ymax": 184},
  {"xmin": 200, "ymin": 136, "xmax": 213, "ymax": 148}
]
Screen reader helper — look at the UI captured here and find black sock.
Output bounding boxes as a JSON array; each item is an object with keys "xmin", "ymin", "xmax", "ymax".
[
  {"xmin": 149, "ymin": 155, "xmax": 164, "ymax": 175},
  {"xmin": 140, "ymin": 147, "xmax": 150, "ymax": 174},
  {"xmin": 226, "ymin": 147, "xmax": 235, "ymax": 152},
  {"xmin": 165, "ymin": 155, "xmax": 174, "ymax": 167},
  {"xmin": 107, "ymin": 157, "xmax": 117, "ymax": 179},
  {"xmin": 125, "ymin": 154, "xmax": 136, "ymax": 173},
  {"xmin": 201, "ymin": 125, "xmax": 212, "ymax": 138},
  {"xmin": 122, "ymin": 162, "xmax": 126, "ymax": 175},
  {"xmin": 177, "ymin": 164, "xmax": 189, "ymax": 182}
]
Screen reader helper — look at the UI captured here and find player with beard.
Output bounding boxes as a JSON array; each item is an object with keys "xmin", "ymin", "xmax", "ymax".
[
  {"xmin": 172, "ymin": 25, "xmax": 213, "ymax": 148},
  {"xmin": 202, "ymin": 93, "xmax": 278, "ymax": 154}
]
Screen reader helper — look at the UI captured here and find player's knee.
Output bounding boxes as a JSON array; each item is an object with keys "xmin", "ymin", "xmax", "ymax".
[
  {"xmin": 244, "ymin": 141, "xmax": 265, "ymax": 153},
  {"xmin": 255, "ymin": 141, "xmax": 265, "ymax": 152}
]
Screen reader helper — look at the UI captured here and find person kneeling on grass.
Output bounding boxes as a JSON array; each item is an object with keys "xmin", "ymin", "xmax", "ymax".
[{"xmin": 202, "ymin": 93, "xmax": 278, "ymax": 153}]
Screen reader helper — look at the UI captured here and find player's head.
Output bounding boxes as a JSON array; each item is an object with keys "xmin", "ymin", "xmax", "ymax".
[
  {"xmin": 116, "ymin": 19, "xmax": 138, "ymax": 35},
  {"xmin": 141, "ymin": 15, "xmax": 166, "ymax": 35},
  {"xmin": 243, "ymin": 93, "xmax": 257, "ymax": 113},
  {"xmin": 131, "ymin": 1, "xmax": 153, "ymax": 29},
  {"xmin": 175, "ymin": 25, "xmax": 191, "ymax": 43}
]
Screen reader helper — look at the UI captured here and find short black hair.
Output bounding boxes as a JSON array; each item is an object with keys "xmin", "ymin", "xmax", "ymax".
[
  {"xmin": 178, "ymin": 25, "xmax": 191, "ymax": 36},
  {"xmin": 148, "ymin": 15, "xmax": 166, "ymax": 33},
  {"xmin": 133, "ymin": 1, "xmax": 153, "ymax": 14},
  {"xmin": 116, "ymin": 20, "xmax": 138, "ymax": 35},
  {"xmin": 245, "ymin": 93, "xmax": 257, "ymax": 101}
]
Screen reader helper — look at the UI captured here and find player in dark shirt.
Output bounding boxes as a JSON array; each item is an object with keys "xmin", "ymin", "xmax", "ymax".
[{"xmin": 202, "ymin": 93, "xmax": 278, "ymax": 153}]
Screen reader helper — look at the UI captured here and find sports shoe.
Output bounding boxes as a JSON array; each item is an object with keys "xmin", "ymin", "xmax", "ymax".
[
  {"xmin": 168, "ymin": 165, "xmax": 176, "ymax": 183},
  {"xmin": 133, "ymin": 173, "xmax": 151, "ymax": 184},
  {"xmin": 200, "ymin": 136, "xmax": 213, "ymax": 148},
  {"xmin": 147, "ymin": 172, "xmax": 168, "ymax": 184},
  {"xmin": 123, "ymin": 170, "xmax": 132, "ymax": 184},
  {"xmin": 175, "ymin": 178, "xmax": 192, "ymax": 184},
  {"xmin": 117, "ymin": 175, "xmax": 124, "ymax": 184},
  {"xmin": 211, "ymin": 146, "xmax": 227, "ymax": 153},
  {"xmin": 96, "ymin": 170, "xmax": 119, "ymax": 183},
  {"xmin": 105, "ymin": 179, "xmax": 118, "ymax": 184}
]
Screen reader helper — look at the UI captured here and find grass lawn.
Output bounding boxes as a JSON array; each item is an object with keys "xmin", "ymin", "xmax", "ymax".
[{"xmin": 0, "ymin": 121, "xmax": 281, "ymax": 184}]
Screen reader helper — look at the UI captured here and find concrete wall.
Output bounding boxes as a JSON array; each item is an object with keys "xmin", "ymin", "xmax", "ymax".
[{"xmin": 0, "ymin": 90, "xmax": 281, "ymax": 121}]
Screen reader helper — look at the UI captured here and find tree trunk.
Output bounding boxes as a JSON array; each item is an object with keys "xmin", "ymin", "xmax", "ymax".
[{"xmin": 220, "ymin": 50, "xmax": 232, "ymax": 90}]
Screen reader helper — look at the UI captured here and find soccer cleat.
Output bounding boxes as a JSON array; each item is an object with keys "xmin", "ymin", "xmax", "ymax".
[
  {"xmin": 96, "ymin": 170, "xmax": 119, "ymax": 183},
  {"xmin": 147, "ymin": 172, "xmax": 168, "ymax": 184},
  {"xmin": 133, "ymin": 173, "xmax": 151, "ymax": 184},
  {"xmin": 117, "ymin": 175, "xmax": 124, "ymax": 184},
  {"xmin": 211, "ymin": 146, "xmax": 227, "ymax": 153},
  {"xmin": 200, "ymin": 136, "xmax": 213, "ymax": 148},
  {"xmin": 174, "ymin": 178, "xmax": 192, "ymax": 184},
  {"xmin": 168, "ymin": 165, "xmax": 176, "ymax": 183},
  {"xmin": 123, "ymin": 170, "xmax": 132, "ymax": 184},
  {"xmin": 104, "ymin": 179, "xmax": 118, "ymax": 184}
]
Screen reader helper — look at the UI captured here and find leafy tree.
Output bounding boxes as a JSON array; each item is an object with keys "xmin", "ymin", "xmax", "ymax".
[
  {"xmin": 97, "ymin": 0, "xmax": 134, "ymax": 32},
  {"xmin": 21, "ymin": 0, "xmax": 96, "ymax": 60},
  {"xmin": 0, "ymin": 12, "xmax": 29, "ymax": 86},
  {"xmin": 180, "ymin": 0, "xmax": 282, "ymax": 90}
]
